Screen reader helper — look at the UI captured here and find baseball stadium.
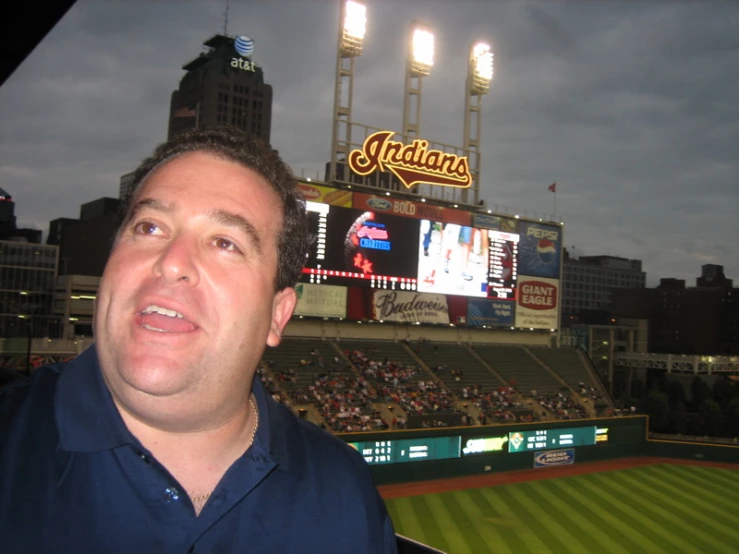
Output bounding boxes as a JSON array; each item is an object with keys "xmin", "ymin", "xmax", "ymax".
[{"xmin": 4, "ymin": 2, "xmax": 737, "ymax": 552}]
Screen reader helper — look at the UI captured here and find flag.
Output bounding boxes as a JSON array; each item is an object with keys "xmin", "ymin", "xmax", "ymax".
[
  {"xmin": 174, "ymin": 107, "xmax": 197, "ymax": 118},
  {"xmin": 548, "ymin": 182, "xmax": 556, "ymax": 193}
]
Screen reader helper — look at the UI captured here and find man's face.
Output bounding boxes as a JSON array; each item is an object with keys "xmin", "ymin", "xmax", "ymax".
[{"xmin": 94, "ymin": 152, "xmax": 295, "ymax": 425}]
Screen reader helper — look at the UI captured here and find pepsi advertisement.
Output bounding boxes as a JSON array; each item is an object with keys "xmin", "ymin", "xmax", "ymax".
[
  {"xmin": 517, "ymin": 222, "xmax": 562, "ymax": 279},
  {"xmin": 302, "ymin": 203, "xmax": 420, "ymax": 289}
]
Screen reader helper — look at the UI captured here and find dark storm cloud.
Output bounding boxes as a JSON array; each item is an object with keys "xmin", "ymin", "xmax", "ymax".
[{"xmin": 1, "ymin": 0, "xmax": 737, "ymax": 285}]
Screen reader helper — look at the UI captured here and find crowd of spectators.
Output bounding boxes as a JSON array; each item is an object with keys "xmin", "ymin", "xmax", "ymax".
[
  {"xmin": 578, "ymin": 381, "xmax": 602, "ymax": 401},
  {"xmin": 535, "ymin": 392, "xmax": 588, "ymax": 419},
  {"xmin": 347, "ymin": 349, "xmax": 456, "ymax": 417}
]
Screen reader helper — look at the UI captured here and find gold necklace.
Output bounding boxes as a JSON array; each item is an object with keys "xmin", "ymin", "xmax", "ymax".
[{"xmin": 189, "ymin": 397, "xmax": 259, "ymax": 506}]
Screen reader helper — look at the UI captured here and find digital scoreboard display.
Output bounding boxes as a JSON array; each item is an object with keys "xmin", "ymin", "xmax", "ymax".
[
  {"xmin": 487, "ymin": 230, "xmax": 519, "ymax": 300},
  {"xmin": 349, "ymin": 436, "xmax": 462, "ymax": 466},
  {"xmin": 303, "ymin": 202, "xmax": 420, "ymax": 290},
  {"xmin": 346, "ymin": 427, "xmax": 608, "ymax": 466},
  {"xmin": 508, "ymin": 426, "xmax": 609, "ymax": 453}
]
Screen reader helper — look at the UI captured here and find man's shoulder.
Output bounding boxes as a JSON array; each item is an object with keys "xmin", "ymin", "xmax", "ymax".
[
  {"xmin": 268, "ymin": 401, "xmax": 370, "ymax": 479},
  {"xmin": 0, "ymin": 364, "xmax": 65, "ymax": 436}
]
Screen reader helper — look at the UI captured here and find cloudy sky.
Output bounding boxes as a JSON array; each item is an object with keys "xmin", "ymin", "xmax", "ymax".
[{"xmin": 1, "ymin": 0, "xmax": 737, "ymax": 286}]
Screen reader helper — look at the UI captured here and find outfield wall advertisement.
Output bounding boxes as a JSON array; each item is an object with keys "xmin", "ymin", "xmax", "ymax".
[
  {"xmin": 516, "ymin": 276, "xmax": 559, "ymax": 329},
  {"xmin": 297, "ymin": 182, "xmax": 352, "ymax": 206}
]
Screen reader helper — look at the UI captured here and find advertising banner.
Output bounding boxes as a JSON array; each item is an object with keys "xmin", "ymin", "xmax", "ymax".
[
  {"xmin": 297, "ymin": 182, "xmax": 352, "ymax": 206},
  {"xmin": 472, "ymin": 213, "xmax": 519, "ymax": 233},
  {"xmin": 517, "ymin": 221, "xmax": 562, "ymax": 279},
  {"xmin": 353, "ymin": 192, "xmax": 471, "ymax": 225},
  {"xmin": 294, "ymin": 283, "xmax": 347, "ymax": 318},
  {"xmin": 516, "ymin": 276, "xmax": 559, "ymax": 329},
  {"xmin": 534, "ymin": 449, "xmax": 575, "ymax": 468},
  {"xmin": 371, "ymin": 290, "xmax": 449, "ymax": 324},
  {"xmin": 467, "ymin": 299, "xmax": 514, "ymax": 327}
]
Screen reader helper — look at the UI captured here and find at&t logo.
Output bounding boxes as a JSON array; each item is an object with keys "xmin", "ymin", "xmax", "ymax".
[{"xmin": 231, "ymin": 35, "xmax": 256, "ymax": 72}]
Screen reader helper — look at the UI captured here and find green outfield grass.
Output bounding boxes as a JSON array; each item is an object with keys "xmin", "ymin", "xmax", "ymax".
[{"xmin": 386, "ymin": 464, "xmax": 739, "ymax": 554}]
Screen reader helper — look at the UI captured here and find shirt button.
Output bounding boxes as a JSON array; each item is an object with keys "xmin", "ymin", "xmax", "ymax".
[{"xmin": 139, "ymin": 452, "xmax": 151, "ymax": 463}]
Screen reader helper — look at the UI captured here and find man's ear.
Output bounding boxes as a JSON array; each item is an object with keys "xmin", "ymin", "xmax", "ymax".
[{"xmin": 267, "ymin": 287, "xmax": 297, "ymax": 347}]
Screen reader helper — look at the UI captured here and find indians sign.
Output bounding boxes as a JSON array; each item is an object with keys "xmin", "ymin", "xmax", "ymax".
[{"xmin": 348, "ymin": 131, "xmax": 472, "ymax": 189}]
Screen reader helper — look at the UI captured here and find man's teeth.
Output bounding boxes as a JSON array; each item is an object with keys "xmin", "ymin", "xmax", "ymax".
[{"xmin": 141, "ymin": 304, "xmax": 184, "ymax": 318}]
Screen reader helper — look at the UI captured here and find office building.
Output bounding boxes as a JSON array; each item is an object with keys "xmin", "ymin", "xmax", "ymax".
[
  {"xmin": 0, "ymin": 240, "xmax": 60, "ymax": 338},
  {"xmin": 561, "ymin": 253, "xmax": 646, "ymax": 325},
  {"xmin": 168, "ymin": 34, "xmax": 273, "ymax": 144},
  {"xmin": 612, "ymin": 265, "xmax": 738, "ymax": 355}
]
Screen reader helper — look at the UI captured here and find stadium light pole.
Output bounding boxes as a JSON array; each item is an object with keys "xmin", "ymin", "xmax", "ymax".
[
  {"xmin": 330, "ymin": 0, "xmax": 367, "ymax": 185},
  {"xmin": 462, "ymin": 41, "xmax": 494, "ymax": 205},
  {"xmin": 400, "ymin": 21, "xmax": 434, "ymax": 193}
]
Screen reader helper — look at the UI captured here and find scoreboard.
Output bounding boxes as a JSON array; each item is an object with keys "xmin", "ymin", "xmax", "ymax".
[
  {"xmin": 302, "ymin": 201, "xmax": 525, "ymax": 300},
  {"xmin": 487, "ymin": 230, "xmax": 518, "ymax": 300},
  {"xmin": 349, "ymin": 436, "xmax": 462, "ymax": 465},
  {"xmin": 507, "ymin": 426, "xmax": 609, "ymax": 453},
  {"xmin": 348, "ymin": 427, "xmax": 609, "ymax": 466}
]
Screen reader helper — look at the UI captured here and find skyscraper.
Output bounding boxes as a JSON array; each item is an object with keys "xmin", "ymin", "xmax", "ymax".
[{"xmin": 168, "ymin": 34, "xmax": 273, "ymax": 144}]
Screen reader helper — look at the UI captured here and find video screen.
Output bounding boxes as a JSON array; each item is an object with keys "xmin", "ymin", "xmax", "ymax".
[
  {"xmin": 302, "ymin": 202, "xmax": 420, "ymax": 289},
  {"xmin": 416, "ymin": 221, "xmax": 490, "ymax": 297},
  {"xmin": 487, "ymin": 230, "xmax": 519, "ymax": 300}
]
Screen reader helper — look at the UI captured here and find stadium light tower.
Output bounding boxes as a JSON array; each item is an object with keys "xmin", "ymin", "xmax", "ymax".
[
  {"xmin": 462, "ymin": 41, "xmax": 494, "ymax": 205},
  {"xmin": 402, "ymin": 21, "xmax": 434, "ymax": 145},
  {"xmin": 330, "ymin": 0, "xmax": 367, "ymax": 184}
]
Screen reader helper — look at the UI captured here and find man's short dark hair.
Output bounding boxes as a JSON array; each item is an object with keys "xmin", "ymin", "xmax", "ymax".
[{"xmin": 119, "ymin": 126, "xmax": 309, "ymax": 291}]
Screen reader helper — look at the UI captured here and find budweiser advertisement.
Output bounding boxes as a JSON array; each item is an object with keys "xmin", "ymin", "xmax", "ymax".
[
  {"xmin": 515, "ymin": 276, "xmax": 559, "ymax": 330},
  {"xmin": 372, "ymin": 290, "xmax": 450, "ymax": 324},
  {"xmin": 297, "ymin": 182, "xmax": 352, "ymax": 207},
  {"xmin": 293, "ymin": 283, "xmax": 347, "ymax": 319}
]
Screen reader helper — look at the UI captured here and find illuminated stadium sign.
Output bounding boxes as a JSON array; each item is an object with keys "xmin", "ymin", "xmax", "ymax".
[{"xmin": 348, "ymin": 131, "xmax": 472, "ymax": 189}]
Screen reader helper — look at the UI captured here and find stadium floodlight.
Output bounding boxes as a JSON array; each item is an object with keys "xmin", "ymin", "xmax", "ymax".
[
  {"xmin": 471, "ymin": 42, "xmax": 493, "ymax": 94},
  {"xmin": 340, "ymin": 0, "xmax": 367, "ymax": 56},
  {"xmin": 410, "ymin": 24, "xmax": 434, "ymax": 76}
]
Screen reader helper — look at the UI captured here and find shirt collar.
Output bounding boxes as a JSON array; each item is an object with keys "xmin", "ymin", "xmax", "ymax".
[{"xmin": 56, "ymin": 344, "xmax": 300, "ymax": 473}]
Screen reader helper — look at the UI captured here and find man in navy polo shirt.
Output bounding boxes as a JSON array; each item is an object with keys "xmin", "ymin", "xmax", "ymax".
[{"xmin": 0, "ymin": 127, "xmax": 397, "ymax": 553}]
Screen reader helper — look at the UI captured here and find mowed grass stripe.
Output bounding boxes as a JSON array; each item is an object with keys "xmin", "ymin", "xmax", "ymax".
[
  {"xmin": 590, "ymin": 472, "xmax": 718, "ymax": 554},
  {"xmin": 451, "ymin": 489, "xmax": 513, "ymax": 554},
  {"xmin": 573, "ymin": 474, "xmax": 689, "ymax": 554},
  {"xmin": 423, "ymin": 494, "xmax": 476, "ymax": 554},
  {"xmin": 494, "ymin": 486, "xmax": 573, "ymax": 553},
  {"xmin": 443, "ymin": 492, "xmax": 494, "ymax": 554},
  {"xmin": 634, "ymin": 467, "xmax": 739, "ymax": 538},
  {"xmin": 386, "ymin": 496, "xmax": 427, "ymax": 545},
  {"xmin": 474, "ymin": 487, "xmax": 553, "ymax": 554},
  {"xmin": 645, "ymin": 465, "xmax": 739, "ymax": 515},
  {"xmin": 664, "ymin": 464, "xmax": 739, "ymax": 498},
  {"xmin": 535, "ymin": 479, "xmax": 669, "ymax": 554},
  {"xmin": 505, "ymin": 483, "xmax": 593, "ymax": 554},
  {"xmin": 524, "ymin": 480, "xmax": 633, "ymax": 554},
  {"xmin": 406, "ymin": 495, "xmax": 451, "ymax": 553},
  {"xmin": 676, "ymin": 465, "xmax": 739, "ymax": 491},
  {"xmin": 615, "ymin": 471, "xmax": 738, "ymax": 553}
]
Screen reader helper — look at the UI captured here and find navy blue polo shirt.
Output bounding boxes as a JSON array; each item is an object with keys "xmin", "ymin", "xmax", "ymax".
[{"xmin": 0, "ymin": 346, "xmax": 397, "ymax": 554}]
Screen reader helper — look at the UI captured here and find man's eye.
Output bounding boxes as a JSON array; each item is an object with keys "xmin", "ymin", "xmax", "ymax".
[
  {"xmin": 215, "ymin": 238, "xmax": 242, "ymax": 253},
  {"xmin": 134, "ymin": 221, "xmax": 160, "ymax": 235}
]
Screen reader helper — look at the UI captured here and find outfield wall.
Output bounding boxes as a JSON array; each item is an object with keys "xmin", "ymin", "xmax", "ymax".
[
  {"xmin": 340, "ymin": 416, "xmax": 647, "ymax": 485},
  {"xmin": 643, "ymin": 439, "xmax": 739, "ymax": 464}
]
